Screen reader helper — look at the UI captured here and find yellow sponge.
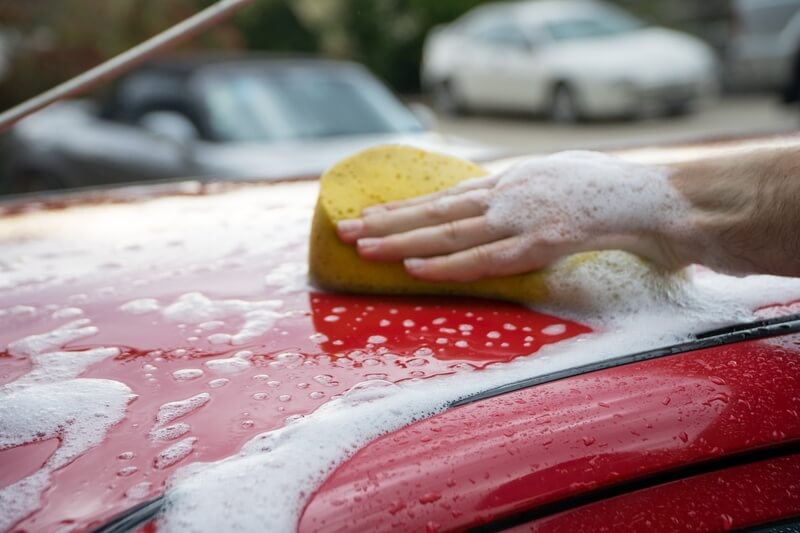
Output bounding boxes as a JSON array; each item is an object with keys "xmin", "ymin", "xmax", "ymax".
[{"xmin": 308, "ymin": 145, "xmax": 549, "ymax": 302}]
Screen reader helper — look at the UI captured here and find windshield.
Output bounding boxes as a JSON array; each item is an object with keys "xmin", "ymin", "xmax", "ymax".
[
  {"xmin": 198, "ymin": 65, "xmax": 424, "ymax": 142},
  {"xmin": 545, "ymin": 11, "xmax": 643, "ymax": 41}
]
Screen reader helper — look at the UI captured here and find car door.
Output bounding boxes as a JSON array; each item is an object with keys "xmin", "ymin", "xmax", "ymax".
[{"xmin": 460, "ymin": 19, "xmax": 549, "ymax": 112}]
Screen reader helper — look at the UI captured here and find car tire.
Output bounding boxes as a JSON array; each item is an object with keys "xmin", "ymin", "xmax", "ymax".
[
  {"xmin": 549, "ymin": 83, "xmax": 581, "ymax": 124},
  {"xmin": 433, "ymin": 79, "xmax": 467, "ymax": 116}
]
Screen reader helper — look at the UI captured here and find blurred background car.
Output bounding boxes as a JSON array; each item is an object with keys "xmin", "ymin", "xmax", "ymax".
[
  {"xmin": 421, "ymin": 0, "xmax": 719, "ymax": 122},
  {"xmin": 1, "ymin": 55, "xmax": 495, "ymax": 193},
  {"xmin": 726, "ymin": 0, "xmax": 800, "ymax": 100}
]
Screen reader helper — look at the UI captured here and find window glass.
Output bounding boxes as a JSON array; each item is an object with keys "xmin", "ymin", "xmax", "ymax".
[
  {"xmin": 743, "ymin": 1, "xmax": 800, "ymax": 33},
  {"xmin": 199, "ymin": 66, "xmax": 423, "ymax": 143},
  {"xmin": 545, "ymin": 11, "xmax": 642, "ymax": 41}
]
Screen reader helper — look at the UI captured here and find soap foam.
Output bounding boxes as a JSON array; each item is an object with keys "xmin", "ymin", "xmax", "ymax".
[
  {"xmin": 0, "ymin": 379, "xmax": 132, "ymax": 531},
  {"xmin": 159, "ymin": 265, "xmax": 800, "ymax": 533},
  {"xmin": 485, "ymin": 151, "xmax": 689, "ymax": 259},
  {"xmin": 162, "ymin": 293, "xmax": 285, "ymax": 345},
  {"xmin": 155, "ymin": 393, "xmax": 211, "ymax": 427},
  {"xmin": 7, "ymin": 319, "xmax": 98, "ymax": 357}
]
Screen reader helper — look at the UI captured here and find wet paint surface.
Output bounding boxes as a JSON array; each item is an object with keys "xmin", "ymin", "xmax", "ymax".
[
  {"xmin": 299, "ymin": 334, "xmax": 800, "ymax": 531},
  {"xmin": 0, "ymin": 182, "xmax": 589, "ymax": 531}
]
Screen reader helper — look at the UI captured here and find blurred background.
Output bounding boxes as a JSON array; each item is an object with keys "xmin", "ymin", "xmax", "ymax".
[{"xmin": 0, "ymin": 0, "xmax": 799, "ymax": 194}]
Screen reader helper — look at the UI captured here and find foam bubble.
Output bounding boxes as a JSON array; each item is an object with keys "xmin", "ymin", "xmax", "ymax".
[
  {"xmin": 159, "ymin": 266, "xmax": 800, "ymax": 533},
  {"xmin": 7, "ymin": 319, "xmax": 98, "ymax": 357},
  {"xmin": 162, "ymin": 292, "xmax": 284, "ymax": 345},
  {"xmin": 155, "ymin": 393, "xmax": 211, "ymax": 427},
  {"xmin": 172, "ymin": 369, "xmax": 204, "ymax": 382},
  {"xmin": 155, "ymin": 437, "xmax": 197, "ymax": 470},
  {"xmin": 120, "ymin": 298, "xmax": 161, "ymax": 315},
  {"xmin": 0, "ymin": 379, "xmax": 132, "ymax": 530}
]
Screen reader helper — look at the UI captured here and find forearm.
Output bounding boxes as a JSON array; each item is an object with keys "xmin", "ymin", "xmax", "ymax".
[{"xmin": 668, "ymin": 147, "xmax": 800, "ymax": 276}]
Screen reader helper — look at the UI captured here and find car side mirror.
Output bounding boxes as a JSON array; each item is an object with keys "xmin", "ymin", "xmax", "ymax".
[
  {"xmin": 408, "ymin": 102, "xmax": 438, "ymax": 130},
  {"xmin": 139, "ymin": 111, "xmax": 199, "ymax": 146}
]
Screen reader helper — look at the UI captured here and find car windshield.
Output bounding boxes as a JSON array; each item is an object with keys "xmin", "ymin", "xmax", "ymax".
[
  {"xmin": 198, "ymin": 65, "xmax": 424, "ymax": 142},
  {"xmin": 545, "ymin": 11, "xmax": 643, "ymax": 41}
]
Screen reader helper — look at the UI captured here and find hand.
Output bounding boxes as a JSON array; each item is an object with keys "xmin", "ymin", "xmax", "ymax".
[{"xmin": 337, "ymin": 151, "xmax": 690, "ymax": 282}]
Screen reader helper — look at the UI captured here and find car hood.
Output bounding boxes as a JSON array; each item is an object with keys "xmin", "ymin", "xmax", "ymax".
[
  {"xmin": 2, "ymin": 136, "xmax": 800, "ymax": 532},
  {"xmin": 193, "ymin": 132, "xmax": 505, "ymax": 180},
  {"xmin": 543, "ymin": 27, "xmax": 717, "ymax": 87}
]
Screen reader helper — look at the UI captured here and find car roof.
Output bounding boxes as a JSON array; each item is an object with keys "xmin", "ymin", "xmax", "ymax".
[
  {"xmin": 135, "ymin": 52, "xmax": 367, "ymax": 78},
  {"xmin": 463, "ymin": 0, "xmax": 628, "ymax": 27}
]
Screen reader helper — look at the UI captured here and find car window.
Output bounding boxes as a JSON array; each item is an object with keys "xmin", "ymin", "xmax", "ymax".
[
  {"xmin": 740, "ymin": 0, "xmax": 800, "ymax": 34},
  {"xmin": 197, "ymin": 66, "xmax": 424, "ymax": 143},
  {"xmin": 475, "ymin": 23, "xmax": 532, "ymax": 49},
  {"xmin": 545, "ymin": 12, "xmax": 643, "ymax": 41}
]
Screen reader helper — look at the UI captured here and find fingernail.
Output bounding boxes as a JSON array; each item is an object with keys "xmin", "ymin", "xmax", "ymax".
[
  {"xmin": 357, "ymin": 237, "xmax": 381, "ymax": 251},
  {"xmin": 337, "ymin": 219, "xmax": 363, "ymax": 235},
  {"xmin": 404, "ymin": 258, "xmax": 425, "ymax": 271}
]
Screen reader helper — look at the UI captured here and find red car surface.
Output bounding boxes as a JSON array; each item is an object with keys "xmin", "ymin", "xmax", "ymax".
[{"xmin": 1, "ymin": 138, "xmax": 800, "ymax": 533}]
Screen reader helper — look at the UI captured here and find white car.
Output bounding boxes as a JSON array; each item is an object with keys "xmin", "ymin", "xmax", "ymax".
[{"xmin": 422, "ymin": 0, "xmax": 719, "ymax": 122}]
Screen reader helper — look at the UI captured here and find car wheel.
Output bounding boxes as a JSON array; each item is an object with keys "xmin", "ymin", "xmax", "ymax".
[
  {"xmin": 550, "ymin": 83, "xmax": 581, "ymax": 124},
  {"xmin": 433, "ymin": 79, "xmax": 466, "ymax": 116}
]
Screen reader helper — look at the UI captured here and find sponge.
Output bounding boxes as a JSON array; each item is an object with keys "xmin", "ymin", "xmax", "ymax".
[{"xmin": 308, "ymin": 145, "xmax": 550, "ymax": 302}]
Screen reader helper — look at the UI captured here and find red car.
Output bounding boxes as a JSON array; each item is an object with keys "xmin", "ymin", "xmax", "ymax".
[{"xmin": 1, "ymin": 137, "xmax": 800, "ymax": 533}]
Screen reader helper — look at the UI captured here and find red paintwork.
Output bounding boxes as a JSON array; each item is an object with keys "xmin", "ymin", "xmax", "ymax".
[
  {"xmin": 299, "ymin": 334, "xmax": 800, "ymax": 532},
  {"xmin": 513, "ymin": 454, "xmax": 800, "ymax": 532},
  {"xmin": 0, "ymin": 248, "xmax": 587, "ymax": 531},
  {"xmin": 1, "ymin": 138, "xmax": 800, "ymax": 532}
]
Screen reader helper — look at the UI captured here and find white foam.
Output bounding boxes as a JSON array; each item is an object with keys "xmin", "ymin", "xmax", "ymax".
[
  {"xmin": 0, "ymin": 379, "xmax": 132, "ymax": 530},
  {"xmin": 162, "ymin": 293, "xmax": 284, "ymax": 345},
  {"xmin": 204, "ymin": 351, "xmax": 253, "ymax": 374},
  {"xmin": 151, "ymin": 423, "xmax": 192, "ymax": 442},
  {"xmin": 155, "ymin": 437, "xmax": 197, "ymax": 470},
  {"xmin": 172, "ymin": 369, "xmax": 204, "ymax": 382},
  {"xmin": 7, "ymin": 319, "xmax": 98, "ymax": 357},
  {"xmin": 159, "ymin": 265, "xmax": 800, "ymax": 533},
  {"xmin": 485, "ymin": 151, "xmax": 689, "ymax": 248},
  {"xmin": 155, "ymin": 393, "xmax": 211, "ymax": 427},
  {"xmin": 11, "ymin": 347, "xmax": 121, "ymax": 387},
  {"xmin": 120, "ymin": 298, "xmax": 161, "ymax": 315},
  {"xmin": 51, "ymin": 307, "xmax": 84, "ymax": 319}
]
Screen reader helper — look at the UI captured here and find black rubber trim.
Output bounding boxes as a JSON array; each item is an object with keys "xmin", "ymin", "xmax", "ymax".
[
  {"xmin": 92, "ymin": 313, "xmax": 800, "ymax": 533},
  {"xmin": 467, "ymin": 443, "xmax": 800, "ymax": 533},
  {"xmin": 450, "ymin": 313, "xmax": 800, "ymax": 408},
  {"xmin": 741, "ymin": 516, "xmax": 800, "ymax": 532},
  {"xmin": 92, "ymin": 497, "xmax": 164, "ymax": 533}
]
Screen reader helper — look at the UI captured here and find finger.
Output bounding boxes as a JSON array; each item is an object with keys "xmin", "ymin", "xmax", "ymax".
[
  {"xmin": 337, "ymin": 189, "xmax": 488, "ymax": 243},
  {"xmin": 361, "ymin": 174, "xmax": 499, "ymax": 216},
  {"xmin": 403, "ymin": 236, "xmax": 585, "ymax": 282},
  {"xmin": 356, "ymin": 216, "xmax": 512, "ymax": 261}
]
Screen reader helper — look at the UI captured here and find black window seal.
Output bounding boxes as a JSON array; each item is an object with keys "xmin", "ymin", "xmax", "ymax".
[{"xmin": 450, "ymin": 313, "xmax": 800, "ymax": 408}]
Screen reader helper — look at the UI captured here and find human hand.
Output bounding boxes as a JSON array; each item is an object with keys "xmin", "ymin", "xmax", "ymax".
[{"xmin": 336, "ymin": 151, "xmax": 691, "ymax": 282}]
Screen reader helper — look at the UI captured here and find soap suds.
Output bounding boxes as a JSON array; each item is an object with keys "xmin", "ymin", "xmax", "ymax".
[
  {"xmin": 155, "ymin": 393, "xmax": 211, "ymax": 427},
  {"xmin": 0, "ymin": 379, "xmax": 132, "ymax": 531},
  {"xmin": 159, "ymin": 265, "xmax": 800, "ymax": 533},
  {"xmin": 7, "ymin": 319, "xmax": 98, "ymax": 357},
  {"xmin": 485, "ymin": 151, "xmax": 689, "ymax": 248},
  {"xmin": 162, "ymin": 293, "xmax": 284, "ymax": 345}
]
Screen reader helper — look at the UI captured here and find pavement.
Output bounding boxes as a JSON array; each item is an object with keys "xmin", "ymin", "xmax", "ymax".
[{"xmin": 434, "ymin": 94, "xmax": 798, "ymax": 155}]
